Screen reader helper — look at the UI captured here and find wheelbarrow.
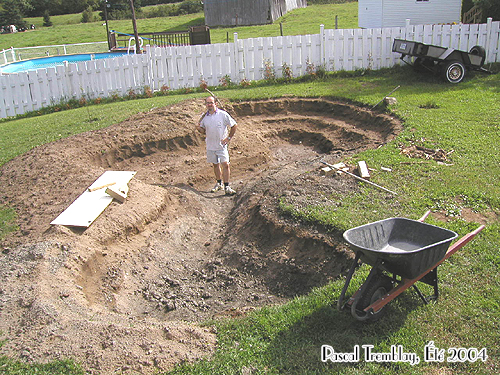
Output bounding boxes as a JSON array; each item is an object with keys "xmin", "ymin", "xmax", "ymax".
[{"xmin": 337, "ymin": 211, "xmax": 485, "ymax": 322}]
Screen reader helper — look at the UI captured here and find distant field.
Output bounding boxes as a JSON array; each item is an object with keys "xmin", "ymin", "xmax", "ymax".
[{"xmin": 0, "ymin": 2, "xmax": 358, "ymax": 50}]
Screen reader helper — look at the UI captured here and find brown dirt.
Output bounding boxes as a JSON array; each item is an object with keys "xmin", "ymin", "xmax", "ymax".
[{"xmin": 0, "ymin": 97, "xmax": 403, "ymax": 374}]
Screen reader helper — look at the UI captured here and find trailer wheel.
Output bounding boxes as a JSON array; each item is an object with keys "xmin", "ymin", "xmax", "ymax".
[
  {"xmin": 441, "ymin": 60, "xmax": 466, "ymax": 83},
  {"xmin": 351, "ymin": 274, "xmax": 393, "ymax": 322},
  {"xmin": 469, "ymin": 45, "xmax": 486, "ymax": 66}
]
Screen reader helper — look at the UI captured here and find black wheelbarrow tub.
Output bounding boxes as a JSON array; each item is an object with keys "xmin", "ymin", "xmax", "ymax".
[{"xmin": 343, "ymin": 218, "xmax": 458, "ymax": 279}]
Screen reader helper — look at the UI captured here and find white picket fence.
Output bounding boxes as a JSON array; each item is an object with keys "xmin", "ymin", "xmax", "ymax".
[{"xmin": 1, "ymin": 19, "xmax": 499, "ymax": 119}]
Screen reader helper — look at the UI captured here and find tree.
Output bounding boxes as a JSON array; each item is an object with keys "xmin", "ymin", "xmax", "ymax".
[
  {"xmin": 99, "ymin": 0, "xmax": 142, "ymax": 21},
  {"xmin": 59, "ymin": 0, "xmax": 101, "ymax": 15},
  {"xmin": 81, "ymin": 5, "xmax": 96, "ymax": 23},
  {"xmin": 464, "ymin": 0, "xmax": 500, "ymax": 22},
  {"xmin": 23, "ymin": 0, "xmax": 51, "ymax": 17},
  {"xmin": 13, "ymin": 0, "xmax": 101, "ymax": 17},
  {"xmin": 178, "ymin": 0, "xmax": 203, "ymax": 15},
  {"xmin": 473, "ymin": 0, "xmax": 500, "ymax": 21},
  {"xmin": 141, "ymin": 0, "xmax": 179, "ymax": 5},
  {"xmin": 42, "ymin": 9, "xmax": 52, "ymax": 26},
  {"xmin": 0, "ymin": 0, "xmax": 28, "ymax": 28}
]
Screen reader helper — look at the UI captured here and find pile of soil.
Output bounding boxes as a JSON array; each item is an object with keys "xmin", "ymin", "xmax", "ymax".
[{"xmin": 0, "ymin": 98, "xmax": 402, "ymax": 374}]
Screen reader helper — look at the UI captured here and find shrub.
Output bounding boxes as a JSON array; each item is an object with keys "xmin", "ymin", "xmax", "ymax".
[
  {"xmin": 240, "ymin": 78, "xmax": 252, "ymax": 87},
  {"xmin": 143, "ymin": 86, "xmax": 153, "ymax": 98},
  {"xmin": 282, "ymin": 62, "xmax": 293, "ymax": 82},
  {"xmin": 263, "ymin": 59, "xmax": 276, "ymax": 81},
  {"xmin": 219, "ymin": 75, "xmax": 232, "ymax": 87},
  {"xmin": 43, "ymin": 10, "xmax": 52, "ymax": 27},
  {"xmin": 81, "ymin": 6, "xmax": 95, "ymax": 23},
  {"xmin": 199, "ymin": 78, "xmax": 208, "ymax": 90}
]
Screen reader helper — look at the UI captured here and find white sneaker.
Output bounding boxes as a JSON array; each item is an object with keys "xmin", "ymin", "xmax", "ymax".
[
  {"xmin": 225, "ymin": 185, "xmax": 236, "ymax": 195},
  {"xmin": 211, "ymin": 182, "xmax": 223, "ymax": 192}
]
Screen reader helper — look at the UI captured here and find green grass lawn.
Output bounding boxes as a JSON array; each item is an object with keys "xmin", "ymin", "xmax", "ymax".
[
  {"xmin": 1, "ymin": 2, "xmax": 359, "ymax": 50},
  {"xmin": 1, "ymin": 65, "xmax": 499, "ymax": 375}
]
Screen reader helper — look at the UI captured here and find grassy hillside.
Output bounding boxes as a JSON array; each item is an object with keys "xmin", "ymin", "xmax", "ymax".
[{"xmin": 0, "ymin": 2, "xmax": 358, "ymax": 50}]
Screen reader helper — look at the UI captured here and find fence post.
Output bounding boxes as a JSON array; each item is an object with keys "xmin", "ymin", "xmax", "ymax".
[
  {"xmin": 485, "ymin": 17, "xmax": 492, "ymax": 63},
  {"xmin": 320, "ymin": 24, "xmax": 325, "ymax": 67},
  {"xmin": 404, "ymin": 19, "xmax": 411, "ymax": 40},
  {"xmin": 234, "ymin": 32, "xmax": 240, "ymax": 83},
  {"xmin": 10, "ymin": 47, "xmax": 16, "ymax": 62}
]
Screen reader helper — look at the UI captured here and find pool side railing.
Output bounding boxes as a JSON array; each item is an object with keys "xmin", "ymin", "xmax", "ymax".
[{"xmin": 1, "ymin": 42, "xmax": 109, "ymax": 65}]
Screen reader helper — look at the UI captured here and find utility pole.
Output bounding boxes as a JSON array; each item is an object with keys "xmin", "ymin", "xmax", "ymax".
[
  {"xmin": 129, "ymin": 0, "xmax": 141, "ymax": 53},
  {"xmin": 104, "ymin": 0, "xmax": 111, "ymax": 50}
]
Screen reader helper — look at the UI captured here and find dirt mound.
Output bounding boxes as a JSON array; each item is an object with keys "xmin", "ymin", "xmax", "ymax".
[{"xmin": 0, "ymin": 98, "xmax": 402, "ymax": 374}]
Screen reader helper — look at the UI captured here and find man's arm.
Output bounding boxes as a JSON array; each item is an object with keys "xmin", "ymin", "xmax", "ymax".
[
  {"xmin": 222, "ymin": 124, "xmax": 237, "ymax": 145},
  {"xmin": 228, "ymin": 124, "xmax": 237, "ymax": 139},
  {"xmin": 197, "ymin": 114, "xmax": 206, "ymax": 134}
]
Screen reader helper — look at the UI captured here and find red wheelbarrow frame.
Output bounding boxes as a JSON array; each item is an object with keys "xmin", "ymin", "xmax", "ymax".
[{"xmin": 337, "ymin": 211, "xmax": 485, "ymax": 321}]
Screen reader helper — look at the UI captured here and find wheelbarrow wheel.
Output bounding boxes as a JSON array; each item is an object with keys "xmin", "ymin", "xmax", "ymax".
[
  {"xmin": 441, "ymin": 60, "xmax": 466, "ymax": 83},
  {"xmin": 351, "ymin": 274, "xmax": 393, "ymax": 322}
]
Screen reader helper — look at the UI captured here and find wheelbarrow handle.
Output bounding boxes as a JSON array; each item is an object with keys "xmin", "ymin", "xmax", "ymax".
[
  {"xmin": 443, "ymin": 224, "xmax": 485, "ymax": 262},
  {"xmin": 418, "ymin": 210, "xmax": 431, "ymax": 222}
]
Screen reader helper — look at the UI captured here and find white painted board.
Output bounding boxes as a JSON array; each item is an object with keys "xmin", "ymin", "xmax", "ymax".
[{"xmin": 50, "ymin": 171, "xmax": 136, "ymax": 227}]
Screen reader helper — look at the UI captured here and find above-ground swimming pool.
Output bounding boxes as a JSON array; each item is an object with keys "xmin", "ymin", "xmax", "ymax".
[{"xmin": 0, "ymin": 51, "xmax": 128, "ymax": 74}]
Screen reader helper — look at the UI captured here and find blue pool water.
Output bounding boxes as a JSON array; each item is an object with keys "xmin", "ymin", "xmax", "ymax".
[{"xmin": 1, "ymin": 51, "xmax": 128, "ymax": 73}]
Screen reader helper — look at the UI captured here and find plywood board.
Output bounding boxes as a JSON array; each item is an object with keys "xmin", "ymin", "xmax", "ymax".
[{"xmin": 50, "ymin": 171, "xmax": 136, "ymax": 227}]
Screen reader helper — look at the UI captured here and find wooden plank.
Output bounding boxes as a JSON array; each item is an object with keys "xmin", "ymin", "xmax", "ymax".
[
  {"xmin": 320, "ymin": 166, "xmax": 334, "ymax": 176},
  {"xmin": 105, "ymin": 184, "xmax": 129, "ymax": 203},
  {"xmin": 358, "ymin": 161, "xmax": 370, "ymax": 180},
  {"xmin": 50, "ymin": 171, "xmax": 136, "ymax": 227}
]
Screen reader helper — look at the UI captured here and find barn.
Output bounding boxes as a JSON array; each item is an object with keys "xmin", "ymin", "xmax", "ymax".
[
  {"xmin": 203, "ymin": 0, "xmax": 308, "ymax": 27},
  {"xmin": 358, "ymin": 0, "xmax": 463, "ymax": 28}
]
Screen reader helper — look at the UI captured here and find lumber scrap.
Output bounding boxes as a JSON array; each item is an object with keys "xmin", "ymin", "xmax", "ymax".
[
  {"xmin": 320, "ymin": 160, "xmax": 397, "ymax": 196},
  {"xmin": 357, "ymin": 161, "xmax": 370, "ymax": 180},
  {"xmin": 321, "ymin": 166, "xmax": 334, "ymax": 176},
  {"xmin": 88, "ymin": 182, "xmax": 116, "ymax": 192},
  {"xmin": 321, "ymin": 163, "xmax": 347, "ymax": 176},
  {"xmin": 106, "ymin": 184, "xmax": 129, "ymax": 203}
]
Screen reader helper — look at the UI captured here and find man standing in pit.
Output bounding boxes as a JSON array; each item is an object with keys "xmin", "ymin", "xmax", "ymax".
[{"xmin": 198, "ymin": 96, "xmax": 237, "ymax": 195}]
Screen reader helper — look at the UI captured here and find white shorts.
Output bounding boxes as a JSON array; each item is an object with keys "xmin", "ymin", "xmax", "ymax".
[{"xmin": 207, "ymin": 149, "xmax": 230, "ymax": 164}]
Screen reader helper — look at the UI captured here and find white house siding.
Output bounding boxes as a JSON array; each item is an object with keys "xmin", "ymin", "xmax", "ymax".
[
  {"xmin": 359, "ymin": 0, "xmax": 462, "ymax": 28},
  {"xmin": 358, "ymin": 0, "xmax": 384, "ymax": 28}
]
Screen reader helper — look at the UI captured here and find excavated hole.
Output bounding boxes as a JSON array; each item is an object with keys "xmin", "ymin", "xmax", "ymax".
[
  {"xmin": 70, "ymin": 98, "xmax": 402, "ymax": 320},
  {"xmin": 0, "ymin": 97, "xmax": 403, "ymax": 374}
]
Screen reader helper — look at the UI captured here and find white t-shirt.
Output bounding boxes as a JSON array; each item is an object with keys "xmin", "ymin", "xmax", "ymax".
[{"xmin": 200, "ymin": 109, "xmax": 236, "ymax": 151}]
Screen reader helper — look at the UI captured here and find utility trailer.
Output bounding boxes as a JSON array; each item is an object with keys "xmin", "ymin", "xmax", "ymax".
[{"xmin": 392, "ymin": 38, "xmax": 490, "ymax": 83}]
